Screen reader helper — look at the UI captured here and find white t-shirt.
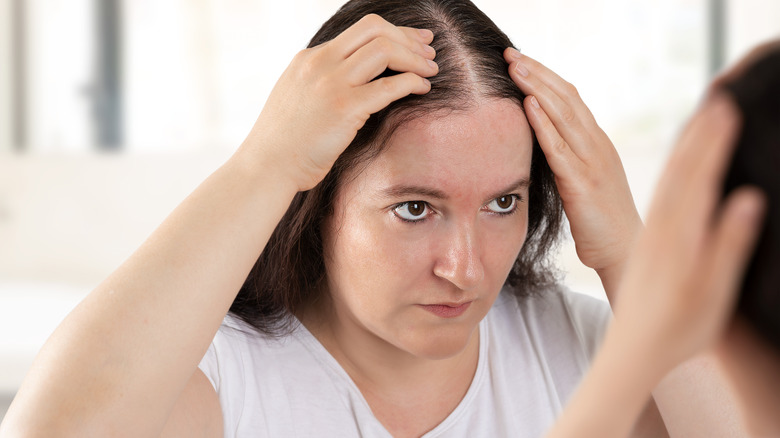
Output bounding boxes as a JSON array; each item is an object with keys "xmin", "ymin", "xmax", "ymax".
[{"xmin": 198, "ymin": 285, "xmax": 611, "ymax": 437}]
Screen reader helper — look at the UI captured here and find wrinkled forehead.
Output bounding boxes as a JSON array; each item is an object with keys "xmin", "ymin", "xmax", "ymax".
[{"xmin": 346, "ymin": 98, "xmax": 534, "ymax": 196}]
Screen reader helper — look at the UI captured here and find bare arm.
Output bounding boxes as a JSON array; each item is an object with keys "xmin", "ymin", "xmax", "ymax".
[
  {"xmin": 0, "ymin": 14, "xmax": 437, "ymax": 437},
  {"xmin": 159, "ymin": 370, "xmax": 224, "ymax": 438},
  {"xmin": 545, "ymin": 93, "xmax": 765, "ymax": 438},
  {"xmin": 1, "ymin": 151, "xmax": 298, "ymax": 437},
  {"xmin": 652, "ymin": 354, "xmax": 748, "ymax": 437}
]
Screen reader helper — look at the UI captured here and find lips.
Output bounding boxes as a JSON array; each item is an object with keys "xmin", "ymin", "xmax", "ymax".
[{"xmin": 418, "ymin": 301, "xmax": 472, "ymax": 318}]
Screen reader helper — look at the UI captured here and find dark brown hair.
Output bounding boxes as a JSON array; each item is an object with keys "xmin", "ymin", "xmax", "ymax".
[
  {"xmin": 722, "ymin": 44, "xmax": 780, "ymax": 350},
  {"xmin": 230, "ymin": 0, "xmax": 564, "ymax": 335}
]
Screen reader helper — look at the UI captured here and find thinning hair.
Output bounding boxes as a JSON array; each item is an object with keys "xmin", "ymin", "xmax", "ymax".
[
  {"xmin": 723, "ymin": 45, "xmax": 780, "ymax": 349},
  {"xmin": 230, "ymin": 0, "xmax": 564, "ymax": 335}
]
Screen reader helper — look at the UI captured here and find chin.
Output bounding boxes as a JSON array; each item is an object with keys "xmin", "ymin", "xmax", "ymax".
[{"xmin": 401, "ymin": 323, "xmax": 478, "ymax": 360}]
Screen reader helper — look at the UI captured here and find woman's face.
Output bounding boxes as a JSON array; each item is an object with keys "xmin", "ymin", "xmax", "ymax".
[{"xmin": 322, "ymin": 98, "xmax": 533, "ymax": 360}]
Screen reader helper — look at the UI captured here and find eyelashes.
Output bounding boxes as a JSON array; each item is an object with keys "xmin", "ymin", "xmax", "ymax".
[
  {"xmin": 393, "ymin": 201, "xmax": 431, "ymax": 222},
  {"xmin": 392, "ymin": 194, "xmax": 523, "ymax": 224}
]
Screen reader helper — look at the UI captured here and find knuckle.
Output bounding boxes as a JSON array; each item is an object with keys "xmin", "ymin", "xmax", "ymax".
[
  {"xmin": 331, "ymin": 92, "xmax": 352, "ymax": 114},
  {"xmin": 550, "ymin": 137, "xmax": 568, "ymax": 153},
  {"xmin": 378, "ymin": 77, "xmax": 399, "ymax": 95},
  {"xmin": 564, "ymin": 81, "xmax": 579, "ymax": 98},
  {"xmin": 360, "ymin": 13, "xmax": 387, "ymax": 31},
  {"xmin": 372, "ymin": 37, "xmax": 394, "ymax": 55},
  {"xmin": 292, "ymin": 48, "xmax": 308, "ymax": 61},
  {"xmin": 292, "ymin": 48, "xmax": 313, "ymax": 66},
  {"xmin": 560, "ymin": 105, "xmax": 576, "ymax": 123},
  {"xmin": 296, "ymin": 50, "xmax": 322, "ymax": 79}
]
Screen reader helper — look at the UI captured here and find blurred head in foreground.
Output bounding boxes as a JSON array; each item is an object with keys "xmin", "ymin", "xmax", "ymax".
[{"xmin": 719, "ymin": 40, "xmax": 780, "ymax": 436}]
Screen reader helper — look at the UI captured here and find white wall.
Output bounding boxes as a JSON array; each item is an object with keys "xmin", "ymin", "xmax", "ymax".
[
  {"xmin": 0, "ymin": 153, "xmax": 231, "ymax": 396},
  {"xmin": 728, "ymin": 0, "xmax": 780, "ymax": 62},
  {"xmin": 0, "ymin": 0, "xmax": 11, "ymax": 153}
]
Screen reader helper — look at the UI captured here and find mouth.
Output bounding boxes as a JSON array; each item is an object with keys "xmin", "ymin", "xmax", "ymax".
[{"xmin": 418, "ymin": 301, "xmax": 472, "ymax": 318}]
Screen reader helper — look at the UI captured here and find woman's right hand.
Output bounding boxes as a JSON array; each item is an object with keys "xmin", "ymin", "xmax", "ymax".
[{"xmin": 244, "ymin": 14, "xmax": 439, "ymax": 192}]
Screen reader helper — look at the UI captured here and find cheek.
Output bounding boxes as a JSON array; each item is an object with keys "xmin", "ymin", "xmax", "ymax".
[
  {"xmin": 324, "ymin": 209, "xmax": 428, "ymax": 310},
  {"xmin": 484, "ymin": 209, "xmax": 529, "ymax": 278}
]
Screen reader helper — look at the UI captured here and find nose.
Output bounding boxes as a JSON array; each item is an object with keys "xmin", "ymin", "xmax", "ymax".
[{"xmin": 432, "ymin": 222, "xmax": 485, "ymax": 291}]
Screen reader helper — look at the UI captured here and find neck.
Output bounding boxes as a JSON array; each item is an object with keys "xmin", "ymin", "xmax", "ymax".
[
  {"xmin": 299, "ymin": 298, "xmax": 480, "ymax": 403},
  {"xmin": 299, "ymin": 296, "xmax": 481, "ymax": 437}
]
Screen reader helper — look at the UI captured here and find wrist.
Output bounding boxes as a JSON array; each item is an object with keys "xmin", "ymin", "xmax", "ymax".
[
  {"xmin": 230, "ymin": 138, "xmax": 304, "ymax": 197},
  {"xmin": 596, "ymin": 218, "xmax": 644, "ymax": 302},
  {"xmin": 601, "ymin": 319, "xmax": 674, "ymax": 387}
]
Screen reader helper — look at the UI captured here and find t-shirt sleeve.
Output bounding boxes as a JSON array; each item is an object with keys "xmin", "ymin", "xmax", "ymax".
[
  {"xmin": 562, "ymin": 290, "xmax": 613, "ymax": 362},
  {"xmin": 198, "ymin": 340, "xmax": 221, "ymax": 392},
  {"xmin": 196, "ymin": 317, "xmax": 250, "ymax": 437}
]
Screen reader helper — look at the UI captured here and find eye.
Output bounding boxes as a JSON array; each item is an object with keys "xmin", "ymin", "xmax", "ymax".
[
  {"xmin": 486, "ymin": 195, "xmax": 519, "ymax": 214},
  {"xmin": 393, "ymin": 201, "xmax": 430, "ymax": 222}
]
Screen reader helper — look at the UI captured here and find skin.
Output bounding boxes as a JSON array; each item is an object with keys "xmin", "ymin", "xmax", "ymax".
[
  {"xmin": 303, "ymin": 98, "xmax": 533, "ymax": 436},
  {"xmin": 709, "ymin": 39, "xmax": 780, "ymax": 437},
  {"xmin": 2, "ymin": 8, "xmax": 741, "ymax": 438},
  {"xmin": 545, "ymin": 93, "xmax": 766, "ymax": 438},
  {"xmin": 503, "ymin": 47, "xmax": 644, "ymax": 299},
  {"xmin": 543, "ymin": 40, "xmax": 780, "ymax": 438},
  {"xmin": 0, "ymin": 14, "xmax": 440, "ymax": 437},
  {"xmin": 716, "ymin": 317, "xmax": 780, "ymax": 437}
]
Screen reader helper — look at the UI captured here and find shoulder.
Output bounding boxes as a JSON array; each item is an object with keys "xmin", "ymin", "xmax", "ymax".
[
  {"xmin": 195, "ymin": 315, "xmax": 391, "ymax": 437},
  {"xmin": 480, "ymin": 284, "xmax": 612, "ymax": 414},
  {"xmin": 490, "ymin": 283, "xmax": 612, "ymax": 360},
  {"xmin": 196, "ymin": 315, "xmax": 296, "ymax": 432},
  {"xmin": 198, "ymin": 314, "xmax": 299, "ymax": 390}
]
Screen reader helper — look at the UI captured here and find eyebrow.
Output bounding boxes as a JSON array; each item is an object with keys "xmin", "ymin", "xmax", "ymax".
[{"xmin": 379, "ymin": 177, "xmax": 531, "ymax": 202}]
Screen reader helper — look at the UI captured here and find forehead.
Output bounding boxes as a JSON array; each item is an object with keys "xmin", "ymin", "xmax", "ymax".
[{"xmin": 355, "ymin": 98, "xmax": 533, "ymax": 194}]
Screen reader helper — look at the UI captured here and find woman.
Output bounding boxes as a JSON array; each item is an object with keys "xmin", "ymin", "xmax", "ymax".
[{"xmin": 1, "ymin": 1, "xmax": 728, "ymax": 437}]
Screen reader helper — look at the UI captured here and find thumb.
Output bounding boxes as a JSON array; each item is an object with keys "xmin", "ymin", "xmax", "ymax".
[{"xmin": 705, "ymin": 186, "xmax": 767, "ymax": 310}]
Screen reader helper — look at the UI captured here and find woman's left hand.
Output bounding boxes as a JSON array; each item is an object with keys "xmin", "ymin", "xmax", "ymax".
[{"xmin": 504, "ymin": 48, "xmax": 643, "ymax": 295}]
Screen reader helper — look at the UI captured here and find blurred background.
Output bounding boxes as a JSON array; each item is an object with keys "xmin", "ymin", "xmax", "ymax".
[{"xmin": 0, "ymin": 0, "xmax": 778, "ymax": 421}]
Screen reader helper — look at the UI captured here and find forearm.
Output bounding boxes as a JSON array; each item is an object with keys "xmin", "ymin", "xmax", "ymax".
[
  {"xmin": 2, "ymin": 146, "xmax": 299, "ymax": 437},
  {"xmin": 546, "ymin": 322, "xmax": 665, "ymax": 438},
  {"xmin": 651, "ymin": 353, "xmax": 749, "ymax": 437},
  {"xmin": 596, "ymin": 261, "xmax": 627, "ymax": 303},
  {"xmin": 596, "ymin": 219, "xmax": 643, "ymax": 304}
]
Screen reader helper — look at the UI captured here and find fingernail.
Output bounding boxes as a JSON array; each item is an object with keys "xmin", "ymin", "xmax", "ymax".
[
  {"xmin": 509, "ymin": 47, "xmax": 522, "ymax": 60},
  {"xmin": 418, "ymin": 28, "xmax": 432, "ymax": 39},
  {"xmin": 427, "ymin": 59, "xmax": 438, "ymax": 70},
  {"xmin": 515, "ymin": 62, "xmax": 529, "ymax": 77},
  {"xmin": 424, "ymin": 44, "xmax": 435, "ymax": 55},
  {"xmin": 530, "ymin": 95, "xmax": 540, "ymax": 109}
]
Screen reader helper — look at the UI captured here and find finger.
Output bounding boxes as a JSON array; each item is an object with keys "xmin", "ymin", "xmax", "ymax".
[
  {"xmin": 522, "ymin": 94, "xmax": 584, "ymax": 179},
  {"xmin": 648, "ymin": 94, "xmax": 742, "ymax": 235},
  {"xmin": 664, "ymin": 93, "xmax": 741, "ymax": 194},
  {"xmin": 505, "ymin": 49, "xmax": 598, "ymax": 125},
  {"xmin": 702, "ymin": 187, "xmax": 766, "ymax": 320},
  {"xmin": 353, "ymin": 72, "xmax": 431, "ymax": 116},
  {"xmin": 342, "ymin": 36, "xmax": 438, "ymax": 86},
  {"xmin": 508, "ymin": 62, "xmax": 595, "ymax": 160},
  {"xmin": 328, "ymin": 14, "xmax": 435, "ymax": 60},
  {"xmin": 399, "ymin": 26, "xmax": 435, "ymax": 51}
]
